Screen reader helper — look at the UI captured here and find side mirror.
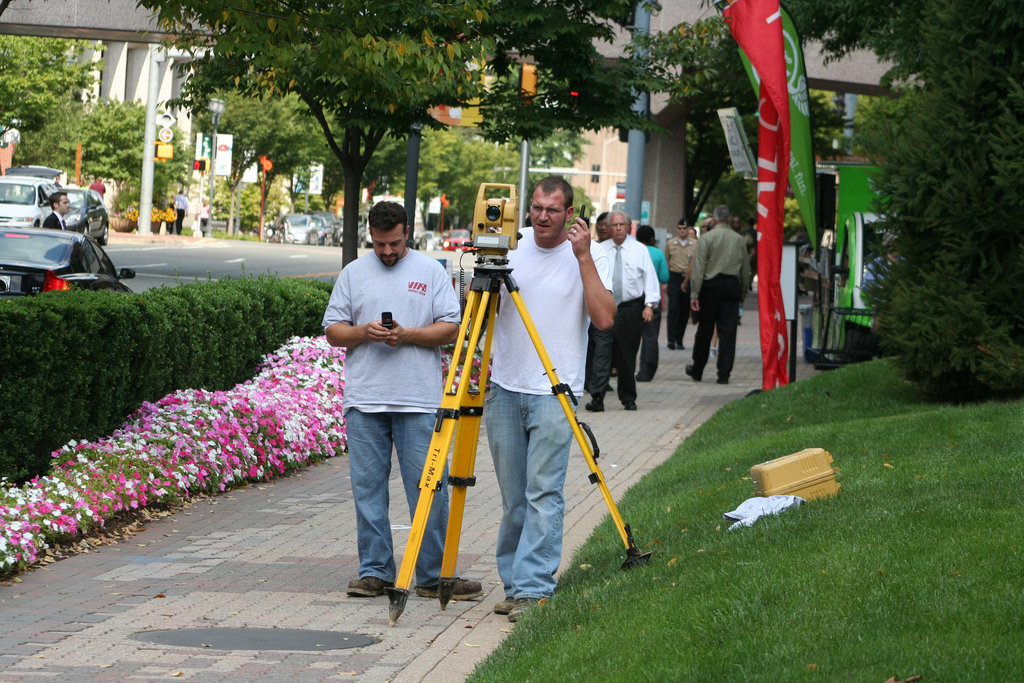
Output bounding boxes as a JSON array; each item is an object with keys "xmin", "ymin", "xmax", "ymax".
[{"xmin": 119, "ymin": 267, "xmax": 136, "ymax": 280}]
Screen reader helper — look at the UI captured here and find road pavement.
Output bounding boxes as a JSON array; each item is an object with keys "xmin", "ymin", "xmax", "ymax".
[{"xmin": 0, "ymin": 267, "xmax": 820, "ymax": 681}]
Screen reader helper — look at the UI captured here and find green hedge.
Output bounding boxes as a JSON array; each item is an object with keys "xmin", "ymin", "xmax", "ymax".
[{"xmin": 0, "ymin": 277, "xmax": 332, "ymax": 483}]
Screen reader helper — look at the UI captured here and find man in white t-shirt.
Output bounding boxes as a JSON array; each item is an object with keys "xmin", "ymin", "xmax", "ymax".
[
  {"xmin": 485, "ymin": 176, "xmax": 616, "ymax": 622},
  {"xmin": 323, "ymin": 201, "xmax": 482, "ymax": 602}
]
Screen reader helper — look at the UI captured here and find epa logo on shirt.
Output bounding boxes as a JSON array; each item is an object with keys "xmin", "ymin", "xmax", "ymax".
[{"xmin": 408, "ymin": 281, "xmax": 427, "ymax": 296}]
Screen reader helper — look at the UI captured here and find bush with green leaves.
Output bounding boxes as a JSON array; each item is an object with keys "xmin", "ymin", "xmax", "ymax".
[
  {"xmin": 0, "ymin": 277, "xmax": 331, "ymax": 483},
  {"xmin": 870, "ymin": 0, "xmax": 1024, "ymax": 401}
]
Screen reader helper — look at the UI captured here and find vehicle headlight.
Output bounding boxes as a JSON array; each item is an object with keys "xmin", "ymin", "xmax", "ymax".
[{"xmin": 66, "ymin": 212, "xmax": 83, "ymax": 224}]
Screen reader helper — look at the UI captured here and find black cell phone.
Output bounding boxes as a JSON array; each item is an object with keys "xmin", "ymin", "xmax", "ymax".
[
  {"xmin": 578, "ymin": 205, "xmax": 590, "ymax": 226},
  {"xmin": 381, "ymin": 311, "xmax": 394, "ymax": 329}
]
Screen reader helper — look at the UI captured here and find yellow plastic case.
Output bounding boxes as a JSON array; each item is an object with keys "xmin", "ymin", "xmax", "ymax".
[{"xmin": 750, "ymin": 448, "xmax": 840, "ymax": 501}]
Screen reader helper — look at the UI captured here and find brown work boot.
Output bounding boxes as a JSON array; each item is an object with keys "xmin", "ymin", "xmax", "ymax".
[
  {"xmin": 493, "ymin": 597, "xmax": 514, "ymax": 615},
  {"xmin": 347, "ymin": 576, "xmax": 393, "ymax": 597},
  {"xmin": 414, "ymin": 578, "xmax": 484, "ymax": 600},
  {"xmin": 507, "ymin": 597, "xmax": 542, "ymax": 623}
]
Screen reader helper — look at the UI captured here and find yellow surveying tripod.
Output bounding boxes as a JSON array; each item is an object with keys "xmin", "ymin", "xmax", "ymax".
[{"xmin": 385, "ymin": 185, "xmax": 651, "ymax": 626}]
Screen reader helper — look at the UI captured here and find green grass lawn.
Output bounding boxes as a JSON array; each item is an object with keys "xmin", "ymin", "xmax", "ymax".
[{"xmin": 469, "ymin": 359, "xmax": 1024, "ymax": 682}]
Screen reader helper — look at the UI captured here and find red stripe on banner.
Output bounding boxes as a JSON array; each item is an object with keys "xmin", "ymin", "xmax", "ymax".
[{"xmin": 723, "ymin": 0, "xmax": 791, "ymax": 390}]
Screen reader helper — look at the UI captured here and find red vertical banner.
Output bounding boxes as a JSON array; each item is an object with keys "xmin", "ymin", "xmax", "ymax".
[{"xmin": 723, "ymin": 0, "xmax": 791, "ymax": 390}]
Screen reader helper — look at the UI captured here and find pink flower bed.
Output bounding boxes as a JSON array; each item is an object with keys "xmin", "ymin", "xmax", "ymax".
[{"xmin": 0, "ymin": 336, "xmax": 347, "ymax": 573}]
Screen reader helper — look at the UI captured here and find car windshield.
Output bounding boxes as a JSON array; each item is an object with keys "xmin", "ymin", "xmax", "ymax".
[
  {"xmin": 0, "ymin": 182, "xmax": 37, "ymax": 206},
  {"xmin": 451, "ymin": 230, "xmax": 470, "ymax": 238},
  {"xmin": 0, "ymin": 232, "xmax": 71, "ymax": 266},
  {"xmin": 65, "ymin": 191, "xmax": 88, "ymax": 211},
  {"xmin": 284, "ymin": 215, "xmax": 308, "ymax": 227}
]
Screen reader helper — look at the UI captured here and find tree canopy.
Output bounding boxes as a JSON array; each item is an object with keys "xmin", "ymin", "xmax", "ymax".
[
  {"xmin": 0, "ymin": 36, "xmax": 96, "ymax": 138},
  {"xmin": 139, "ymin": 0, "xmax": 647, "ymax": 264}
]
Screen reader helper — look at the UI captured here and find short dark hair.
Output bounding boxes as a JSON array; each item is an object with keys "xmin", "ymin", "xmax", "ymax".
[
  {"xmin": 532, "ymin": 176, "xmax": 573, "ymax": 208},
  {"xmin": 596, "ymin": 211, "xmax": 609, "ymax": 225},
  {"xmin": 48, "ymin": 191, "xmax": 67, "ymax": 209},
  {"xmin": 636, "ymin": 224, "xmax": 655, "ymax": 246},
  {"xmin": 368, "ymin": 201, "xmax": 408, "ymax": 233}
]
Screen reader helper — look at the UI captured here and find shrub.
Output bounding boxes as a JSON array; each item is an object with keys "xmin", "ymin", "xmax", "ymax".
[
  {"xmin": 871, "ymin": 0, "xmax": 1024, "ymax": 401},
  {"xmin": 0, "ymin": 277, "xmax": 331, "ymax": 482}
]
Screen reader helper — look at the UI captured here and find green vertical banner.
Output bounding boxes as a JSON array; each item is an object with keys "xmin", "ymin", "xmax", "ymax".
[{"xmin": 737, "ymin": 5, "xmax": 817, "ymax": 248}]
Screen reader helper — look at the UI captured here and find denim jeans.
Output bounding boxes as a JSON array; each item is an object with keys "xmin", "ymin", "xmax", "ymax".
[
  {"xmin": 344, "ymin": 409, "xmax": 448, "ymax": 587},
  {"xmin": 485, "ymin": 385, "xmax": 572, "ymax": 599}
]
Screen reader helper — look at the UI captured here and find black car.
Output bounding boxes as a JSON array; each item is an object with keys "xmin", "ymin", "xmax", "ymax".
[
  {"xmin": 310, "ymin": 211, "xmax": 341, "ymax": 246},
  {"xmin": 64, "ymin": 188, "xmax": 110, "ymax": 245},
  {"xmin": 0, "ymin": 227, "xmax": 135, "ymax": 297}
]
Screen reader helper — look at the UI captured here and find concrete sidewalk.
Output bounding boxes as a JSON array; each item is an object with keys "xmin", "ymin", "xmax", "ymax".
[{"xmin": 0, "ymin": 298, "xmax": 818, "ymax": 682}]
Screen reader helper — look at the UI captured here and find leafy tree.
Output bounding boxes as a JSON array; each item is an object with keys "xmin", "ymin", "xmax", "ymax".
[
  {"xmin": 15, "ymin": 97, "xmax": 189, "ymax": 210},
  {"xmin": 867, "ymin": 0, "xmax": 1024, "ymax": 401},
  {"xmin": 190, "ymin": 92, "xmax": 323, "ymax": 232},
  {"xmin": 0, "ymin": 36, "xmax": 96, "ymax": 139},
  {"xmin": 139, "ymin": 0, "xmax": 647, "ymax": 265}
]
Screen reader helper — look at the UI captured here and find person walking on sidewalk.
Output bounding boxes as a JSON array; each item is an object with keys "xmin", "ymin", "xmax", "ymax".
[
  {"xmin": 586, "ymin": 210, "xmax": 660, "ymax": 411},
  {"xmin": 486, "ymin": 176, "xmax": 615, "ymax": 622},
  {"xmin": 686, "ymin": 204, "xmax": 750, "ymax": 385},
  {"xmin": 665, "ymin": 220, "xmax": 698, "ymax": 349},
  {"xmin": 634, "ymin": 224, "xmax": 669, "ymax": 382},
  {"xmin": 323, "ymin": 200, "xmax": 482, "ymax": 602},
  {"xmin": 173, "ymin": 190, "xmax": 189, "ymax": 235}
]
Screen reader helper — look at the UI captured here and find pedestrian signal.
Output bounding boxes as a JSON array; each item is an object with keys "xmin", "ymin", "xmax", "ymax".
[{"xmin": 194, "ymin": 158, "xmax": 209, "ymax": 173}]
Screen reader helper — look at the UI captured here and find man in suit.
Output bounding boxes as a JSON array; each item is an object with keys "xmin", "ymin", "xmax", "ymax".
[{"xmin": 42, "ymin": 191, "xmax": 70, "ymax": 231}]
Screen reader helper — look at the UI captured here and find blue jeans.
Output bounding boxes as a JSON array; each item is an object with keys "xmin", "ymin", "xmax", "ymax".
[
  {"xmin": 485, "ymin": 385, "xmax": 572, "ymax": 599},
  {"xmin": 344, "ymin": 409, "xmax": 448, "ymax": 587}
]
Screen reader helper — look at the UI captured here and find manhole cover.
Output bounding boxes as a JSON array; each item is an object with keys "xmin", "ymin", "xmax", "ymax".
[{"xmin": 134, "ymin": 628, "xmax": 378, "ymax": 651}]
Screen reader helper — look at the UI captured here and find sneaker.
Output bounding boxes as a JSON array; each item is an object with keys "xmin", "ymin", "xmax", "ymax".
[
  {"xmin": 494, "ymin": 598, "xmax": 515, "ymax": 615},
  {"xmin": 414, "ymin": 578, "xmax": 483, "ymax": 600},
  {"xmin": 347, "ymin": 576, "xmax": 394, "ymax": 597},
  {"xmin": 508, "ymin": 597, "xmax": 542, "ymax": 623},
  {"xmin": 710, "ymin": 346, "xmax": 718, "ymax": 357}
]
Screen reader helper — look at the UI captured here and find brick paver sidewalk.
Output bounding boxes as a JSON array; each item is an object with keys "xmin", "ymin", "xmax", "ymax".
[{"xmin": 0, "ymin": 296, "xmax": 818, "ymax": 681}]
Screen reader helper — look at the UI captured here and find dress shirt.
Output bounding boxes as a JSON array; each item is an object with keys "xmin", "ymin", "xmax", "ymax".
[
  {"xmin": 689, "ymin": 223, "xmax": 751, "ymax": 300},
  {"xmin": 601, "ymin": 237, "xmax": 661, "ymax": 306}
]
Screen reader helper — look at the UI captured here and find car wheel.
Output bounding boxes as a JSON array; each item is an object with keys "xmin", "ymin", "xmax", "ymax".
[{"xmin": 99, "ymin": 222, "xmax": 109, "ymax": 246}]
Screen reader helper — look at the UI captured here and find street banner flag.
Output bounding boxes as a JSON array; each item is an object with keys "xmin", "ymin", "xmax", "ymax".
[
  {"xmin": 723, "ymin": 0, "xmax": 791, "ymax": 390},
  {"xmin": 736, "ymin": 4, "xmax": 817, "ymax": 248}
]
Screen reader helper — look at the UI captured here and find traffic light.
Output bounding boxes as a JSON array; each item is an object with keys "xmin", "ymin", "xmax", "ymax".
[
  {"xmin": 194, "ymin": 158, "xmax": 209, "ymax": 173},
  {"xmin": 519, "ymin": 64, "xmax": 537, "ymax": 105},
  {"xmin": 154, "ymin": 142, "xmax": 174, "ymax": 162}
]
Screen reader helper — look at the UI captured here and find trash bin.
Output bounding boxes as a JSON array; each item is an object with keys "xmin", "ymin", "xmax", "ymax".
[{"xmin": 799, "ymin": 304, "xmax": 815, "ymax": 363}]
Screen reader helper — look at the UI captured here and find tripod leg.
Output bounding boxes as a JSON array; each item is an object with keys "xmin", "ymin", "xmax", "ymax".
[
  {"xmin": 386, "ymin": 288, "xmax": 493, "ymax": 625},
  {"xmin": 436, "ymin": 292, "xmax": 499, "ymax": 608},
  {"xmin": 505, "ymin": 289, "xmax": 652, "ymax": 569}
]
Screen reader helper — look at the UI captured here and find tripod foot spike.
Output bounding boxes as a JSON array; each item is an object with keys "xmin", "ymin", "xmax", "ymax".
[
  {"xmin": 437, "ymin": 577, "xmax": 456, "ymax": 610},
  {"xmin": 621, "ymin": 546, "xmax": 653, "ymax": 569},
  {"xmin": 620, "ymin": 523, "xmax": 652, "ymax": 569},
  {"xmin": 386, "ymin": 587, "xmax": 409, "ymax": 626}
]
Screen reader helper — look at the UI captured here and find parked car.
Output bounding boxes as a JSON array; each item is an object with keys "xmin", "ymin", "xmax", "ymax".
[
  {"xmin": 307, "ymin": 213, "xmax": 329, "ymax": 246},
  {"xmin": 0, "ymin": 175, "xmax": 60, "ymax": 229},
  {"xmin": 310, "ymin": 211, "xmax": 341, "ymax": 246},
  {"xmin": 442, "ymin": 229, "xmax": 473, "ymax": 251},
  {"xmin": 416, "ymin": 230, "xmax": 439, "ymax": 250},
  {"xmin": 63, "ymin": 188, "xmax": 110, "ymax": 245},
  {"xmin": 277, "ymin": 213, "xmax": 318, "ymax": 245},
  {"xmin": 0, "ymin": 227, "xmax": 135, "ymax": 297}
]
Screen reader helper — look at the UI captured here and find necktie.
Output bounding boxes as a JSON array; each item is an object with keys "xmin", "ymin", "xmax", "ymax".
[{"xmin": 613, "ymin": 245, "xmax": 623, "ymax": 305}]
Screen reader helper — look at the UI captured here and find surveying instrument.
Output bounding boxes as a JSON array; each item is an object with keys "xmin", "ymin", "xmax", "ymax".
[{"xmin": 385, "ymin": 183, "xmax": 651, "ymax": 626}]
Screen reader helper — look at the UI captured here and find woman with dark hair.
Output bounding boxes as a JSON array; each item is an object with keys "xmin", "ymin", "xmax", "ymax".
[{"xmin": 634, "ymin": 225, "xmax": 669, "ymax": 381}]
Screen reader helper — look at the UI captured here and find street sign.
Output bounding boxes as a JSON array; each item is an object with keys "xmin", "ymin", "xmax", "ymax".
[
  {"xmin": 195, "ymin": 133, "xmax": 211, "ymax": 160},
  {"xmin": 158, "ymin": 127, "xmax": 173, "ymax": 144}
]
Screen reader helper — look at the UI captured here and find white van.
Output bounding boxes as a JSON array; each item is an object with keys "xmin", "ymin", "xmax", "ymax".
[{"xmin": 0, "ymin": 176, "xmax": 60, "ymax": 229}]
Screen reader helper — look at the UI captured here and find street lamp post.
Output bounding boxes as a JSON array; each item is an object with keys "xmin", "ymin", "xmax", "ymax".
[{"xmin": 206, "ymin": 98, "xmax": 225, "ymax": 237}]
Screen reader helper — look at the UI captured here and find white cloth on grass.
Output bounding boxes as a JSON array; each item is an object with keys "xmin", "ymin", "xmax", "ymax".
[{"xmin": 723, "ymin": 495, "xmax": 805, "ymax": 531}]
